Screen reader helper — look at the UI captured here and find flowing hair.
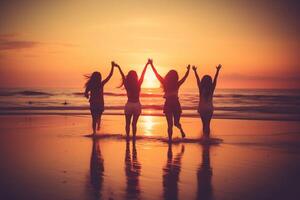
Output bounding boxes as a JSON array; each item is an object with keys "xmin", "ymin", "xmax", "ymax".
[
  {"xmin": 163, "ymin": 70, "xmax": 179, "ymax": 93},
  {"xmin": 200, "ymin": 75, "xmax": 213, "ymax": 101},
  {"xmin": 119, "ymin": 70, "xmax": 140, "ymax": 94},
  {"xmin": 85, "ymin": 71, "xmax": 102, "ymax": 91}
]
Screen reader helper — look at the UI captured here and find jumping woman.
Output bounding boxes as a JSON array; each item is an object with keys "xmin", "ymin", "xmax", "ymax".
[
  {"xmin": 192, "ymin": 64, "xmax": 222, "ymax": 140},
  {"xmin": 84, "ymin": 62, "xmax": 114, "ymax": 135},
  {"xmin": 149, "ymin": 59, "xmax": 190, "ymax": 142},
  {"xmin": 114, "ymin": 60, "xmax": 149, "ymax": 139}
]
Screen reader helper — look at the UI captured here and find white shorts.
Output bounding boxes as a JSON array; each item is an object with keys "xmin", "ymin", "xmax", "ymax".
[{"xmin": 124, "ymin": 102, "xmax": 142, "ymax": 115}]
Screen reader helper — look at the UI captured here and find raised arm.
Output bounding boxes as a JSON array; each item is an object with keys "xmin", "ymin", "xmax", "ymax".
[
  {"xmin": 113, "ymin": 62, "xmax": 126, "ymax": 82},
  {"xmin": 192, "ymin": 66, "xmax": 201, "ymax": 87},
  {"xmin": 138, "ymin": 61, "xmax": 149, "ymax": 86},
  {"xmin": 213, "ymin": 64, "xmax": 222, "ymax": 90},
  {"xmin": 101, "ymin": 62, "xmax": 114, "ymax": 85},
  {"xmin": 178, "ymin": 65, "xmax": 191, "ymax": 86},
  {"xmin": 149, "ymin": 59, "xmax": 164, "ymax": 84}
]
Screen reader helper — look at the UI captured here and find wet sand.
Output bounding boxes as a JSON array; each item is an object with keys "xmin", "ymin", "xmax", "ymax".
[{"xmin": 0, "ymin": 115, "xmax": 300, "ymax": 200}]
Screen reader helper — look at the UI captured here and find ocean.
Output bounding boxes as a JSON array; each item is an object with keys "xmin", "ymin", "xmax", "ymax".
[{"xmin": 0, "ymin": 88, "xmax": 299, "ymax": 121}]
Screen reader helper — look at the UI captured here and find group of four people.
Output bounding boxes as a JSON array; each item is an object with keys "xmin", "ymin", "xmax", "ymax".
[{"xmin": 84, "ymin": 59, "xmax": 222, "ymax": 142}]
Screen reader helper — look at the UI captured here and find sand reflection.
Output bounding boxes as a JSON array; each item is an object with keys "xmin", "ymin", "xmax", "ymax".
[
  {"xmin": 125, "ymin": 140, "xmax": 141, "ymax": 199},
  {"xmin": 197, "ymin": 145, "xmax": 213, "ymax": 200},
  {"xmin": 163, "ymin": 144, "xmax": 185, "ymax": 200},
  {"xmin": 89, "ymin": 138, "xmax": 104, "ymax": 199}
]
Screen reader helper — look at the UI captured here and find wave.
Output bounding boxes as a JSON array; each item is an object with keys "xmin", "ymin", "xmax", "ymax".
[
  {"xmin": 1, "ymin": 89, "xmax": 299, "ymax": 101},
  {"xmin": 1, "ymin": 88, "xmax": 299, "ymax": 121},
  {"xmin": 1, "ymin": 105, "xmax": 299, "ymax": 113},
  {"xmin": 0, "ymin": 111, "xmax": 298, "ymax": 121},
  {"xmin": 0, "ymin": 90, "xmax": 53, "ymax": 96},
  {"xmin": 72, "ymin": 92, "xmax": 163, "ymax": 97},
  {"xmin": 214, "ymin": 94, "xmax": 300, "ymax": 101}
]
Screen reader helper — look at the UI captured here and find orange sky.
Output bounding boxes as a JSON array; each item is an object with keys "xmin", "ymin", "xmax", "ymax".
[{"xmin": 0, "ymin": 0, "xmax": 299, "ymax": 89}]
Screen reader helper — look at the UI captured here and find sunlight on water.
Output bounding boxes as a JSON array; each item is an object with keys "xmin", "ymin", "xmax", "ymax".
[
  {"xmin": 143, "ymin": 115, "xmax": 155, "ymax": 136},
  {"xmin": 0, "ymin": 116, "xmax": 300, "ymax": 199}
]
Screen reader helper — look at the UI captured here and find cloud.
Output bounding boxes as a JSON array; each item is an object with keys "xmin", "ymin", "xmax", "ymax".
[
  {"xmin": 0, "ymin": 40, "xmax": 40, "ymax": 50},
  {"xmin": 0, "ymin": 34, "xmax": 40, "ymax": 51},
  {"xmin": 0, "ymin": 33, "xmax": 19, "ymax": 39},
  {"xmin": 0, "ymin": 33, "xmax": 78, "ymax": 51}
]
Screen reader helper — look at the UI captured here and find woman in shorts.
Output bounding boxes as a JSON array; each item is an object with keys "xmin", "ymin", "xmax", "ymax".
[
  {"xmin": 114, "ymin": 60, "xmax": 149, "ymax": 139},
  {"xmin": 149, "ymin": 59, "xmax": 190, "ymax": 142}
]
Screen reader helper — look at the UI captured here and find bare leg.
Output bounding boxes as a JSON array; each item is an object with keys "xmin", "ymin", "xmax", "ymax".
[
  {"xmin": 125, "ymin": 114, "xmax": 132, "ymax": 138},
  {"xmin": 165, "ymin": 114, "xmax": 173, "ymax": 142},
  {"xmin": 97, "ymin": 114, "xmax": 102, "ymax": 130},
  {"xmin": 174, "ymin": 112, "xmax": 185, "ymax": 138},
  {"xmin": 92, "ymin": 115, "xmax": 97, "ymax": 135},
  {"xmin": 132, "ymin": 114, "xmax": 140, "ymax": 140},
  {"xmin": 205, "ymin": 115, "xmax": 212, "ymax": 137},
  {"xmin": 201, "ymin": 112, "xmax": 212, "ymax": 138},
  {"xmin": 200, "ymin": 115, "xmax": 205, "ymax": 136}
]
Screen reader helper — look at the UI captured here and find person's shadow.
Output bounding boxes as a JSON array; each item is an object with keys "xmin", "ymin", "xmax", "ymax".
[
  {"xmin": 196, "ymin": 144, "xmax": 213, "ymax": 200},
  {"xmin": 162, "ymin": 143, "xmax": 185, "ymax": 200},
  {"xmin": 125, "ymin": 140, "xmax": 141, "ymax": 199},
  {"xmin": 89, "ymin": 138, "xmax": 104, "ymax": 199}
]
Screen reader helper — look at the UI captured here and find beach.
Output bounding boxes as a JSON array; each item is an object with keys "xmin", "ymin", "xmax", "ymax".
[
  {"xmin": 1, "ymin": 0, "xmax": 300, "ymax": 199},
  {"xmin": 0, "ymin": 114, "xmax": 300, "ymax": 200}
]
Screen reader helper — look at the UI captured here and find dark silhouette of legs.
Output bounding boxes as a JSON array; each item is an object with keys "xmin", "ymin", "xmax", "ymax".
[
  {"xmin": 173, "ymin": 112, "xmax": 185, "ymax": 138},
  {"xmin": 92, "ymin": 113, "xmax": 100, "ymax": 135},
  {"xmin": 97, "ymin": 114, "xmax": 102, "ymax": 130},
  {"xmin": 132, "ymin": 114, "xmax": 140, "ymax": 139},
  {"xmin": 92, "ymin": 117, "xmax": 97, "ymax": 134},
  {"xmin": 125, "ymin": 114, "xmax": 132, "ymax": 138},
  {"xmin": 200, "ymin": 112, "xmax": 213, "ymax": 138},
  {"xmin": 165, "ymin": 114, "xmax": 173, "ymax": 142}
]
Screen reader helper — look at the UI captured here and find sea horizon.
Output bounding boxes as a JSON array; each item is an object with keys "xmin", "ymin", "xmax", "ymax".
[{"xmin": 0, "ymin": 87, "xmax": 299, "ymax": 121}]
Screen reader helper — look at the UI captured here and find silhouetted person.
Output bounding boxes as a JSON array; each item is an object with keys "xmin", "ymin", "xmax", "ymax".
[
  {"xmin": 192, "ymin": 65, "xmax": 222, "ymax": 139},
  {"xmin": 115, "ymin": 60, "xmax": 149, "ymax": 139},
  {"xmin": 163, "ymin": 144, "xmax": 185, "ymax": 200},
  {"xmin": 84, "ymin": 62, "xmax": 115, "ymax": 135},
  {"xmin": 90, "ymin": 138, "xmax": 104, "ymax": 199},
  {"xmin": 196, "ymin": 145, "xmax": 213, "ymax": 200},
  {"xmin": 149, "ymin": 59, "xmax": 190, "ymax": 142},
  {"xmin": 125, "ymin": 140, "xmax": 141, "ymax": 199}
]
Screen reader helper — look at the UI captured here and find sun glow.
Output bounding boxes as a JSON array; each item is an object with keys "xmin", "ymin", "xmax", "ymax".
[
  {"xmin": 143, "ymin": 115, "xmax": 155, "ymax": 136},
  {"xmin": 142, "ymin": 68, "xmax": 160, "ymax": 88}
]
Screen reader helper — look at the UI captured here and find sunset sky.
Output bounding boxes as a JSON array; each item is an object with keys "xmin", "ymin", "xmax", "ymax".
[{"xmin": 0, "ymin": 0, "xmax": 299, "ymax": 89}]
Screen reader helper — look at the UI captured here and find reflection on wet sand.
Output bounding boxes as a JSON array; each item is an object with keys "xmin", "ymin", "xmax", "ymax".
[
  {"xmin": 197, "ymin": 145, "xmax": 213, "ymax": 200},
  {"xmin": 163, "ymin": 144, "xmax": 185, "ymax": 200},
  {"xmin": 125, "ymin": 140, "xmax": 141, "ymax": 199},
  {"xmin": 89, "ymin": 138, "xmax": 104, "ymax": 199}
]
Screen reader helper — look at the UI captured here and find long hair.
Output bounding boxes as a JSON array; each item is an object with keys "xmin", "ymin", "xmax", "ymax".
[
  {"xmin": 200, "ymin": 75, "xmax": 213, "ymax": 101},
  {"xmin": 163, "ymin": 70, "xmax": 179, "ymax": 93},
  {"xmin": 85, "ymin": 71, "xmax": 102, "ymax": 91},
  {"xmin": 120, "ymin": 70, "xmax": 140, "ymax": 94}
]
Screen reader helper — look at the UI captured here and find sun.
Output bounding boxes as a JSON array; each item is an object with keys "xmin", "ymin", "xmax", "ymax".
[{"xmin": 142, "ymin": 68, "xmax": 160, "ymax": 88}]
